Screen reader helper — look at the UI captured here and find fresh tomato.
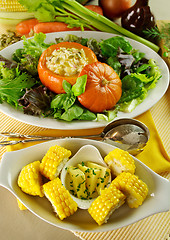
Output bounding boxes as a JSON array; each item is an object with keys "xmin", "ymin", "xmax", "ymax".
[
  {"xmin": 77, "ymin": 61, "xmax": 122, "ymax": 113},
  {"xmin": 99, "ymin": 0, "xmax": 132, "ymax": 19},
  {"xmin": 38, "ymin": 42, "xmax": 98, "ymax": 94}
]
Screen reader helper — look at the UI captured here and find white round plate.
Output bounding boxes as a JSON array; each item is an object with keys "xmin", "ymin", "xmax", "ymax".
[
  {"xmin": 0, "ymin": 138, "xmax": 170, "ymax": 232},
  {"xmin": 0, "ymin": 31, "xmax": 169, "ymax": 129}
]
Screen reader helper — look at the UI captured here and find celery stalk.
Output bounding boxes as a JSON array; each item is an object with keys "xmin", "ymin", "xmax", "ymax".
[
  {"xmin": 63, "ymin": 0, "xmax": 159, "ymax": 52},
  {"xmin": 19, "ymin": 0, "xmax": 159, "ymax": 52},
  {"xmin": 62, "ymin": 2, "xmax": 119, "ymax": 34}
]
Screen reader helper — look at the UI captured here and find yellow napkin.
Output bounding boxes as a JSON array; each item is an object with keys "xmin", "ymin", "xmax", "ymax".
[{"xmin": 6, "ymin": 110, "xmax": 170, "ymax": 174}]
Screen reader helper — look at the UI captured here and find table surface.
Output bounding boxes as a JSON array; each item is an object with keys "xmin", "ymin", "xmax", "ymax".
[{"xmin": 0, "ymin": 0, "xmax": 169, "ymax": 240}]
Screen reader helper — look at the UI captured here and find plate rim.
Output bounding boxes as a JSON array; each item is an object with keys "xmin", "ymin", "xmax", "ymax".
[{"xmin": 0, "ymin": 31, "xmax": 169, "ymax": 130}]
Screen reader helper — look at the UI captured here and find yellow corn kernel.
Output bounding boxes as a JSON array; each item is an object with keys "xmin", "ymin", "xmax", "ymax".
[
  {"xmin": 0, "ymin": 0, "xmax": 27, "ymax": 11},
  {"xmin": 43, "ymin": 178, "xmax": 78, "ymax": 220},
  {"xmin": 88, "ymin": 187, "xmax": 126, "ymax": 225},
  {"xmin": 17, "ymin": 199, "xmax": 27, "ymax": 210},
  {"xmin": 104, "ymin": 148, "xmax": 136, "ymax": 176},
  {"xmin": 18, "ymin": 161, "xmax": 44, "ymax": 197},
  {"xmin": 40, "ymin": 145, "xmax": 71, "ymax": 180},
  {"xmin": 110, "ymin": 172, "xmax": 148, "ymax": 208}
]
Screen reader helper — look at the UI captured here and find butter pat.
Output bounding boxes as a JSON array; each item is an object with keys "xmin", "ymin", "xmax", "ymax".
[
  {"xmin": 86, "ymin": 162, "xmax": 111, "ymax": 194},
  {"xmin": 78, "ymin": 163, "xmax": 101, "ymax": 197},
  {"xmin": 67, "ymin": 166, "xmax": 87, "ymax": 199}
]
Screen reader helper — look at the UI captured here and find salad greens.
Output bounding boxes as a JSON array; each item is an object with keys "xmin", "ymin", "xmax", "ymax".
[
  {"xmin": 19, "ymin": 0, "xmax": 159, "ymax": 52},
  {"xmin": 51, "ymin": 77, "xmax": 96, "ymax": 121},
  {"xmin": 0, "ymin": 62, "xmax": 36, "ymax": 107},
  {"xmin": 0, "ymin": 33, "xmax": 162, "ymax": 122}
]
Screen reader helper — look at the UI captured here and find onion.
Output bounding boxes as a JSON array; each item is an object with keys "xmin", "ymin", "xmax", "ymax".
[{"xmin": 99, "ymin": 0, "xmax": 132, "ymax": 19}]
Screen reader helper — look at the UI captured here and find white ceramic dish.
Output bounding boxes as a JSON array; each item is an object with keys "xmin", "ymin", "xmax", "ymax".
[
  {"xmin": 60, "ymin": 144, "xmax": 111, "ymax": 209},
  {"xmin": 0, "ymin": 138, "xmax": 170, "ymax": 232},
  {"xmin": 0, "ymin": 31, "xmax": 169, "ymax": 130}
]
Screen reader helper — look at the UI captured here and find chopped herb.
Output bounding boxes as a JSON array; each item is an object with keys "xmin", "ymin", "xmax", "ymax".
[
  {"xmin": 75, "ymin": 174, "xmax": 79, "ymax": 177},
  {"xmin": 105, "ymin": 171, "xmax": 110, "ymax": 177},
  {"xmin": 81, "ymin": 161, "xmax": 85, "ymax": 166},
  {"xmin": 80, "ymin": 197, "xmax": 87, "ymax": 200},
  {"xmin": 100, "ymin": 177, "xmax": 105, "ymax": 183},
  {"xmin": 97, "ymin": 183, "xmax": 99, "ymax": 187},
  {"xmin": 70, "ymin": 190, "xmax": 75, "ymax": 195},
  {"xmin": 92, "ymin": 169, "xmax": 96, "ymax": 175}
]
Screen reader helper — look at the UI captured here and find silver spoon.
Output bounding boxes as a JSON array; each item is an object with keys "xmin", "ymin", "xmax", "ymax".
[{"xmin": 0, "ymin": 118, "xmax": 149, "ymax": 155}]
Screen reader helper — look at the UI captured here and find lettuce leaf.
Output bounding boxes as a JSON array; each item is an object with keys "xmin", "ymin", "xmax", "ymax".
[
  {"xmin": 0, "ymin": 72, "xmax": 36, "ymax": 107},
  {"xmin": 100, "ymin": 36, "xmax": 132, "ymax": 58}
]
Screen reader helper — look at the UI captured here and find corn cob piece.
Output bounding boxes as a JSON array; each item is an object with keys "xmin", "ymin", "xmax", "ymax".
[
  {"xmin": 88, "ymin": 187, "xmax": 126, "ymax": 225},
  {"xmin": 0, "ymin": 0, "xmax": 27, "ymax": 11},
  {"xmin": 17, "ymin": 199, "xmax": 27, "ymax": 210},
  {"xmin": 40, "ymin": 145, "xmax": 71, "ymax": 180},
  {"xmin": 104, "ymin": 148, "xmax": 136, "ymax": 176},
  {"xmin": 18, "ymin": 161, "xmax": 44, "ymax": 197},
  {"xmin": 43, "ymin": 178, "xmax": 78, "ymax": 220},
  {"xmin": 110, "ymin": 172, "xmax": 148, "ymax": 208}
]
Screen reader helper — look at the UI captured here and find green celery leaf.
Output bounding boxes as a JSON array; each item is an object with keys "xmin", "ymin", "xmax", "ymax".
[
  {"xmin": 34, "ymin": 4, "xmax": 57, "ymax": 22},
  {"xmin": 19, "ymin": 0, "xmax": 43, "ymax": 11}
]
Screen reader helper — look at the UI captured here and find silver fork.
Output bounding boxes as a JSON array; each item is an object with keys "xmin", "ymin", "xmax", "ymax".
[
  {"xmin": 0, "ymin": 132, "xmax": 60, "ymax": 146},
  {"xmin": 0, "ymin": 132, "xmax": 99, "ymax": 147}
]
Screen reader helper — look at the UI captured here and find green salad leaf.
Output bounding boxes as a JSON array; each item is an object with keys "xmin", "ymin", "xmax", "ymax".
[
  {"xmin": 0, "ymin": 63, "xmax": 36, "ymax": 107},
  {"xmin": 72, "ymin": 75, "xmax": 87, "ymax": 96},
  {"xmin": 100, "ymin": 36, "xmax": 133, "ymax": 57},
  {"xmin": 51, "ymin": 75, "xmax": 96, "ymax": 121},
  {"xmin": 18, "ymin": 86, "xmax": 53, "ymax": 115}
]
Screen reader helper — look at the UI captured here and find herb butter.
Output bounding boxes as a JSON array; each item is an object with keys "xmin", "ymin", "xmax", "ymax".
[
  {"xmin": 46, "ymin": 47, "xmax": 89, "ymax": 76},
  {"xmin": 66, "ymin": 161, "xmax": 111, "ymax": 200}
]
